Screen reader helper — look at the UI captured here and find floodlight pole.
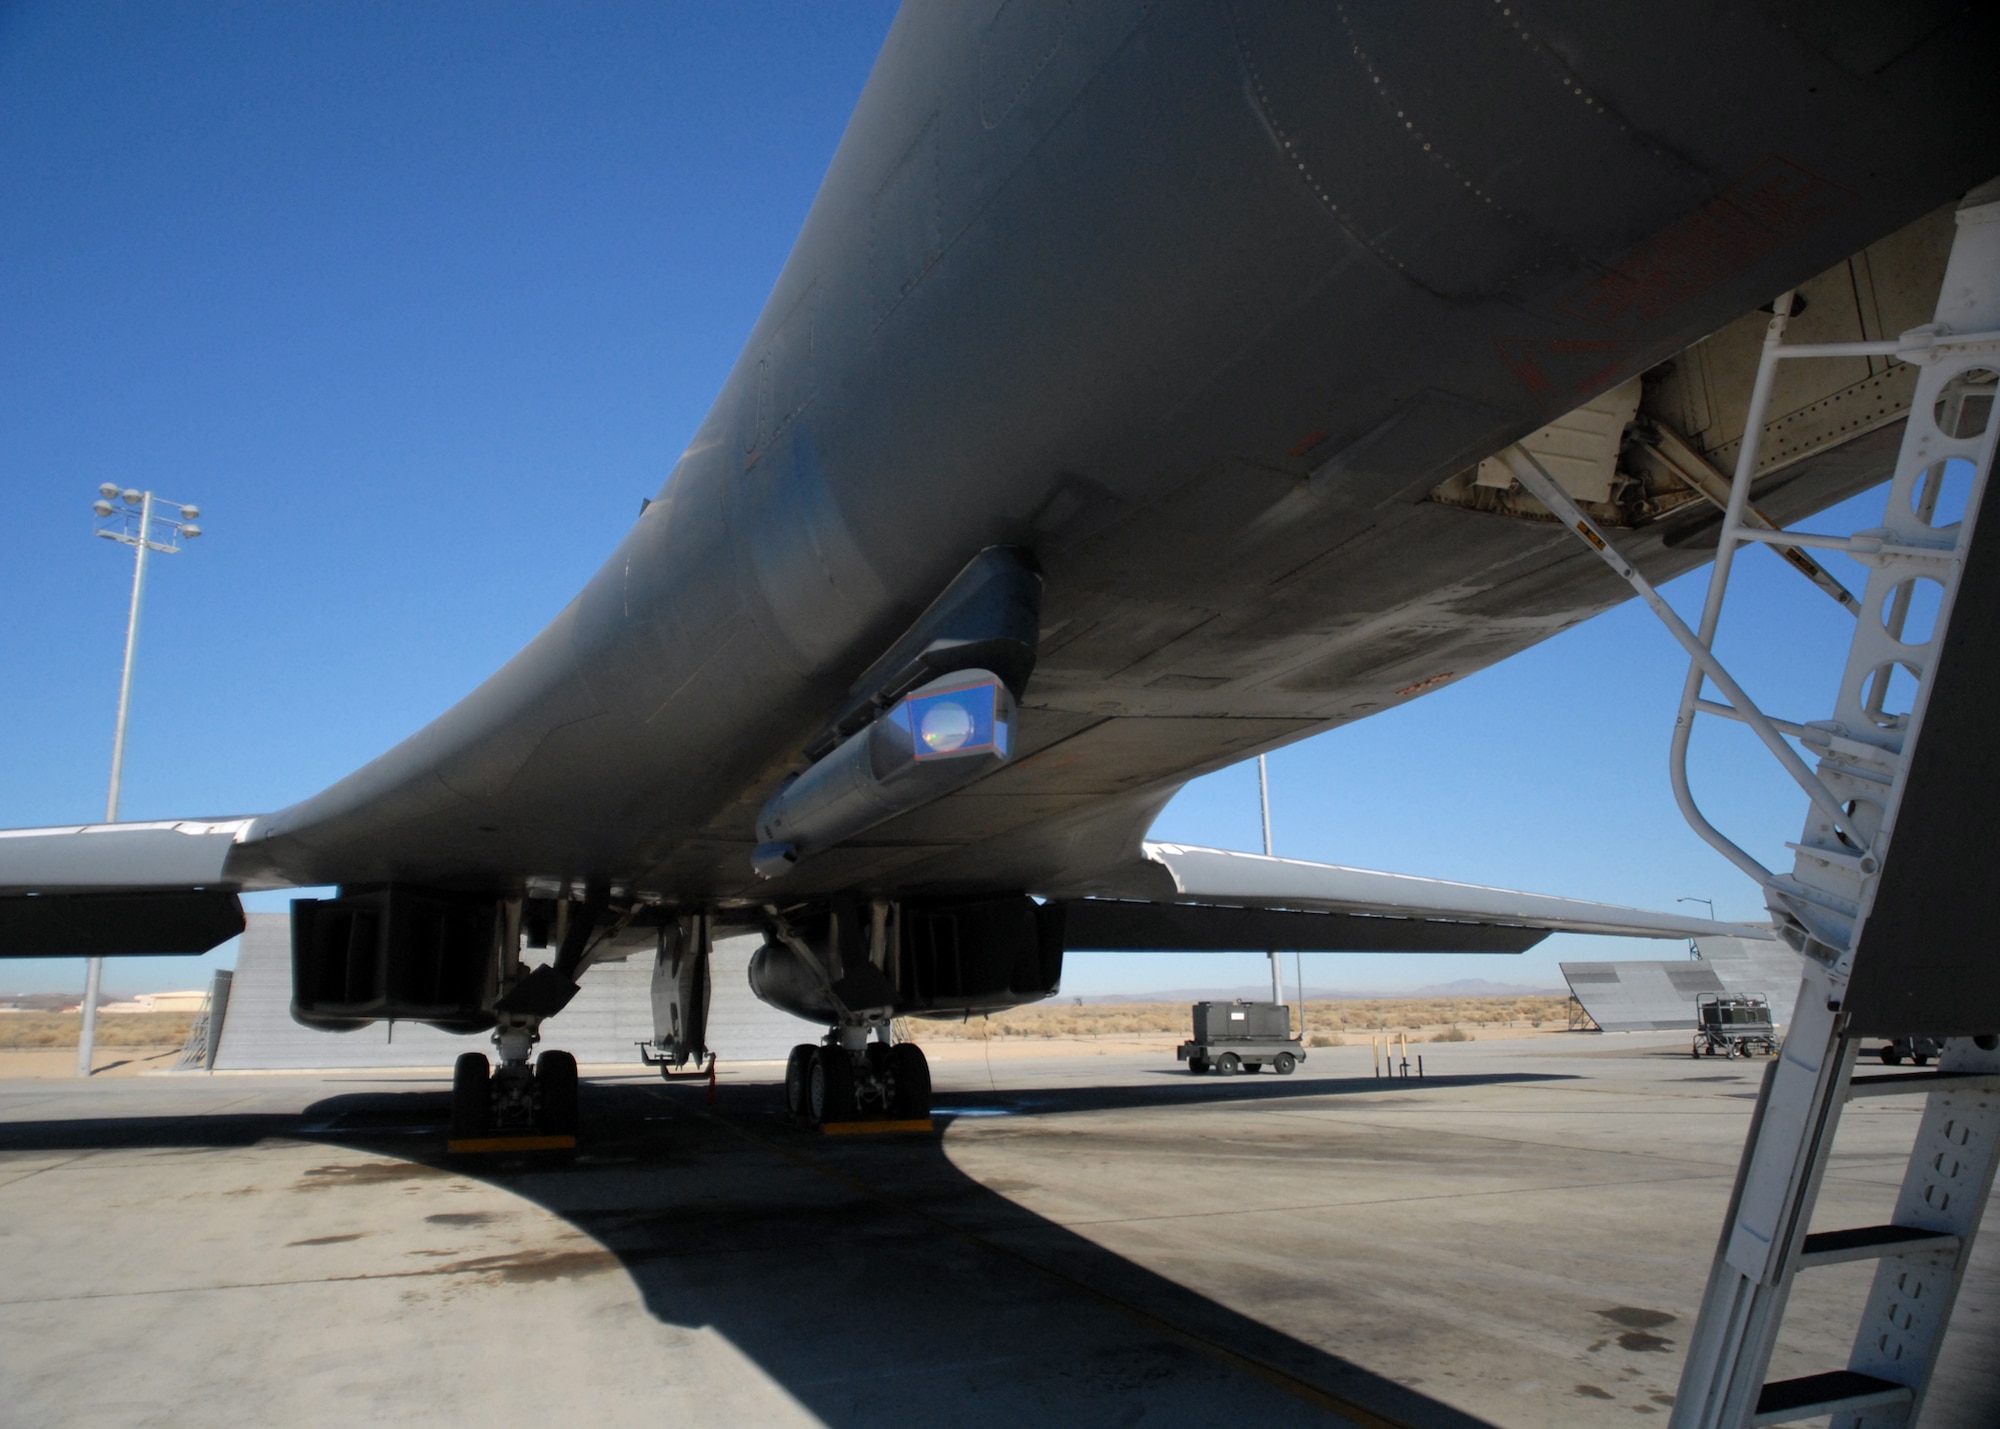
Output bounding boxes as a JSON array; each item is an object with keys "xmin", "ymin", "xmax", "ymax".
[
  {"xmin": 106, "ymin": 491, "xmax": 154, "ymax": 821},
  {"xmin": 78, "ymin": 494, "xmax": 156, "ymax": 1076},
  {"xmin": 79, "ymin": 489, "xmax": 199, "ymax": 1077},
  {"xmin": 1258, "ymin": 754, "xmax": 1283, "ymax": 1010}
]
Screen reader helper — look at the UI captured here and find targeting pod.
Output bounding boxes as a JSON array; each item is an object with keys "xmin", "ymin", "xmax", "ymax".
[{"xmin": 752, "ymin": 670, "xmax": 1014, "ymax": 878}]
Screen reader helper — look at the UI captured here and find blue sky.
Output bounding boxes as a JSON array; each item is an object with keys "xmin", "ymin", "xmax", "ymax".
[{"xmin": 1, "ymin": 3, "xmax": 1887, "ymax": 999}]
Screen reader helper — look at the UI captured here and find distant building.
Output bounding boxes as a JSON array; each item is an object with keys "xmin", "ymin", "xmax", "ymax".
[{"xmin": 99, "ymin": 990, "xmax": 209, "ymax": 1015}]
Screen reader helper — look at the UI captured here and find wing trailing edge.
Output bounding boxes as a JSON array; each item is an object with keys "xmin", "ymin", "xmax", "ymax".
[
  {"xmin": 0, "ymin": 819, "xmax": 252, "ymax": 893},
  {"xmin": 0, "ymin": 820, "xmax": 254, "ymax": 957},
  {"xmin": 1049, "ymin": 842, "xmax": 1772, "ymax": 952}
]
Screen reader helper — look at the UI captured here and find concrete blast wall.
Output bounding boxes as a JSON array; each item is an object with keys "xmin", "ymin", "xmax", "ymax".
[{"xmin": 1561, "ymin": 936, "xmax": 1804, "ymax": 1033}]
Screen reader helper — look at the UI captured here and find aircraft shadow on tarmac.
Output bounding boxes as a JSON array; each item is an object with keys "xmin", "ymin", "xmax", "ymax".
[{"xmin": 0, "ymin": 1070, "xmax": 1574, "ymax": 1428}]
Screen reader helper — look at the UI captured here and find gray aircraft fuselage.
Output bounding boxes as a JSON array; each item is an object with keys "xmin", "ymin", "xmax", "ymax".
[{"xmin": 224, "ymin": 1, "xmax": 2000, "ymax": 908}]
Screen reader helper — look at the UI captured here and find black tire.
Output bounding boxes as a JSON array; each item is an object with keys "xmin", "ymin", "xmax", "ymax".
[
  {"xmin": 1242, "ymin": 1062, "xmax": 1262, "ymax": 1073},
  {"xmin": 1216, "ymin": 1052, "xmax": 1242, "ymax": 1076},
  {"xmin": 1274, "ymin": 1052, "xmax": 1296, "ymax": 1075},
  {"xmin": 451, "ymin": 1052, "xmax": 491, "ymax": 1140},
  {"xmin": 536, "ymin": 1049, "xmax": 579, "ymax": 1136},
  {"xmin": 1881, "ymin": 1047, "xmax": 1904, "ymax": 1065},
  {"xmin": 1913, "ymin": 1053, "xmax": 1930, "ymax": 1067},
  {"xmin": 808, "ymin": 1046, "xmax": 855, "ymax": 1124},
  {"xmin": 1705, "ymin": 1044, "xmax": 1717, "ymax": 1057},
  {"xmin": 888, "ymin": 1042, "xmax": 932, "ymax": 1118},
  {"xmin": 784, "ymin": 1044, "xmax": 815, "ymax": 1119},
  {"xmin": 1188, "ymin": 1056, "xmax": 1210, "ymax": 1074}
]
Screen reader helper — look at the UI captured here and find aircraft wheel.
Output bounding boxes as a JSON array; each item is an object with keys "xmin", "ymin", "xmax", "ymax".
[
  {"xmin": 809, "ymin": 1047, "xmax": 855, "ymax": 1124},
  {"xmin": 784, "ymin": 1044, "xmax": 815, "ymax": 1119},
  {"xmin": 888, "ymin": 1043, "xmax": 931, "ymax": 1118},
  {"xmin": 1216, "ymin": 1053, "xmax": 1242, "ymax": 1076},
  {"xmin": 537, "ymin": 1050, "xmax": 579, "ymax": 1135},
  {"xmin": 451, "ymin": 1052, "xmax": 491, "ymax": 1139},
  {"xmin": 1274, "ymin": 1052, "xmax": 1296, "ymax": 1075}
]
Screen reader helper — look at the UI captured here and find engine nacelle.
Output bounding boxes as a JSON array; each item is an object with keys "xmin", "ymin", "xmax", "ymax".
[
  {"xmin": 898, "ymin": 895, "xmax": 1063, "ymax": 1017},
  {"xmin": 746, "ymin": 894, "xmax": 1064, "ymax": 1024},
  {"xmin": 291, "ymin": 884, "xmax": 499, "ymax": 1034},
  {"xmin": 746, "ymin": 936, "xmax": 844, "ymax": 1023}
]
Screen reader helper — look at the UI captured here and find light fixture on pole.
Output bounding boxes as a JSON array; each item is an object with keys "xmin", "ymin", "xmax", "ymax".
[
  {"xmin": 78, "ymin": 486, "xmax": 204, "ymax": 1078},
  {"xmin": 1676, "ymin": 896, "xmax": 1715, "ymax": 961}
]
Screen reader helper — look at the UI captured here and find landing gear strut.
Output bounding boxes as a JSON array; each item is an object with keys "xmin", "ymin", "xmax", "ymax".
[
  {"xmin": 448, "ymin": 1018, "xmax": 579, "ymax": 1143},
  {"xmin": 786, "ymin": 1026, "xmax": 930, "ymax": 1125}
]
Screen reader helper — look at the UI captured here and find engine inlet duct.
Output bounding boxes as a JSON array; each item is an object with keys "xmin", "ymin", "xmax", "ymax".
[{"xmin": 752, "ymin": 670, "xmax": 1015, "ymax": 879}]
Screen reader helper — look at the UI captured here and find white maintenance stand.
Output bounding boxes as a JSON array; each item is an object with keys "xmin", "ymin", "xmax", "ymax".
[{"xmin": 1504, "ymin": 193, "xmax": 2000, "ymax": 1428}]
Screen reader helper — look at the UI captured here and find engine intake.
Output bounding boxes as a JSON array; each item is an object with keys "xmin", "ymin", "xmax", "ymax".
[{"xmin": 291, "ymin": 884, "xmax": 499, "ymax": 1033}]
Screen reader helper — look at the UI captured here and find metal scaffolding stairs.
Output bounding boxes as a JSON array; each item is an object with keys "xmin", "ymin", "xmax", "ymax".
[
  {"xmin": 1502, "ymin": 193, "xmax": 2000, "ymax": 1428},
  {"xmin": 171, "ymin": 968, "xmax": 232, "ymax": 1073}
]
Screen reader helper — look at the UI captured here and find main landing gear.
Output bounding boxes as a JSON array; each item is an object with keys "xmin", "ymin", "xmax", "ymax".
[
  {"xmin": 449, "ymin": 1020, "xmax": 579, "ymax": 1143},
  {"xmin": 784, "ymin": 1028, "xmax": 931, "ymax": 1126}
]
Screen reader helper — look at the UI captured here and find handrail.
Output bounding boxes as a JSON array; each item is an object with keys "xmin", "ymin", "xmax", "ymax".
[{"xmin": 1500, "ymin": 432, "xmax": 1868, "ymax": 874}]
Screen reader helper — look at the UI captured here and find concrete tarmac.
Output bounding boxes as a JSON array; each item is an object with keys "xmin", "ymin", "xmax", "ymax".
[{"xmin": 0, "ymin": 1033, "xmax": 1992, "ymax": 1427}]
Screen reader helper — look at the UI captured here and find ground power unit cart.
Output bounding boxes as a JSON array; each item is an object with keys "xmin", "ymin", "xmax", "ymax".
[
  {"xmin": 1690, "ymin": 994, "xmax": 1778, "ymax": 1058},
  {"xmin": 1177, "ymin": 1000, "xmax": 1305, "ymax": 1075}
]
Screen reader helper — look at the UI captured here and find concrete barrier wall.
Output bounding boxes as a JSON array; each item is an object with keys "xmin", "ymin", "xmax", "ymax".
[{"xmin": 212, "ymin": 913, "xmax": 807, "ymax": 1070}]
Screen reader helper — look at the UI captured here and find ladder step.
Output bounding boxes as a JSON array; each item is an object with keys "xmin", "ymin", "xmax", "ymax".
[
  {"xmin": 1846, "ymin": 1069, "xmax": 2000, "ymax": 1100},
  {"xmin": 1753, "ymin": 1371, "xmax": 1910, "ymax": 1426},
  {"xmin": 1797, "ymin": 1223, "xmax": 1961, "ymax": 1268}
]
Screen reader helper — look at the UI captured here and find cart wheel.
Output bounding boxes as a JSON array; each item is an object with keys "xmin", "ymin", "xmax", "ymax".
[
  {"xmin": 1913, "ymin": 1053, "xmax": 1930, "ymax": 1067},
  {"xmin": 1188, "ymin": 1056, "xmax": 1209, "ymax": 1074},
  {"xmin": 1216, "ymin": 1053, "xmax": 1242, "ymax": 1076},
  {"xmin": 1691, "ymin": 1044, "xmax": 1701, "ymax": 1059},
  {"xmin": 1274, "ymin": 1052, "xmax": 1296, "ymax": 1075},
  {"xmin": 1881, "ymin": 1047, "xmax": 1903, "ymax": 1065}
]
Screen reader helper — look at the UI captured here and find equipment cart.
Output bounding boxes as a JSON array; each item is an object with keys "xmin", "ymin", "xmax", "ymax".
[
  {"xmin": 1691, "ymin": 994, "xmax": 1778, "ymax": 1058},
  {"xmin": 1176, "ymin": 1000, "xmax": 1304, "ymax": 1075}
]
